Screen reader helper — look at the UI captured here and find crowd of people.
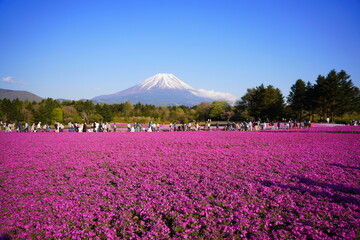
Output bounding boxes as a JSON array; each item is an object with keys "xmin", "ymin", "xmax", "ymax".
[
  {"xmin": 0, "ymin": 119, "xmax": 319, "ymax": 133},
  {"xmin": 1, "ymin": 118, "xmax": 358, "ymax": 133},
  {"xmin": 0, "ymin": 121, "xmax": 116, "ymax": 133}
]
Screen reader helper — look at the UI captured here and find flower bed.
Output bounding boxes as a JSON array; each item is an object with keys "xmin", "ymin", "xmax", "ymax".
[
  {"xmin": 265, "ymin": 124, "xmax": 360, "ymax": 133},
  {"xmin": 0, "ymin": 131, "xmax": 359, "ymax": 239},
  {"xmin": 293, "ymin": 125, "xmax": 360, "ymax": 133}
]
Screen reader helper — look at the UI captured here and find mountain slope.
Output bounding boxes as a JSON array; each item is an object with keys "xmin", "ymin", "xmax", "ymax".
[
  {"xmin": 94, "ymin": 88, "xmax": 214, "ymax": 106},
  {"xmin": 0, "ymin": 88, "xmax": 43, "ymax": 102},
  {"xmin": 92, "ymin": 73, "xmax": 236, "ymax": 106}
]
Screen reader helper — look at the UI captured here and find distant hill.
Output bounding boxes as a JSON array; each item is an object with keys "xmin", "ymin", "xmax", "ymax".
[{"xmin": 0, "ymin": 88, "xmax": 43, "ymax": 102}]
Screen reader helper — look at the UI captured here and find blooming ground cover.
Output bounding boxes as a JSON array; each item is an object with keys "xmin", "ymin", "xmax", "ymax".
[
  {"xmin": 0, "ymin": 131, "xmax": 359, "ymax": 239},
  {"xmin": 270, "ymin": 124, "xmax": 360, "ymax": 133}
]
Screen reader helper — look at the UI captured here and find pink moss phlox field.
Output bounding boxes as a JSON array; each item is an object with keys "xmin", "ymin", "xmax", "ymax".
[
  {"xmin": 273, "ymin": 125, "xmax": 360, "ymax": 133},
  {"xmin": 0, "ymin": 131, "xmax": 359, "ymax": 239}
]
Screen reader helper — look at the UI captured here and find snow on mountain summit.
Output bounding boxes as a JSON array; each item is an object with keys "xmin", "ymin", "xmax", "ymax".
[{"xmin": 136, "ymin": 73, "xmax": 194, "ymax": 91}]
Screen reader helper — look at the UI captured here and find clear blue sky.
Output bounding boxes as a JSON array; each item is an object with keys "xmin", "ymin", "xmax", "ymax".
[{"xmin": 1, "ymin": 0, "xmax": 359, "ymax": 101}]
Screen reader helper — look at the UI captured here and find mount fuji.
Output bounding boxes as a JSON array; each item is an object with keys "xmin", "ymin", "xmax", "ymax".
[{"xmin": 92, "ymin": 73, "xmax": 237, "ymax": 106}]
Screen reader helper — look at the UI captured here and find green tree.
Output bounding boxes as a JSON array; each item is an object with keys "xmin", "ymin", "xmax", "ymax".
[
  {"xmin": 75, "ymin": 100, "xmax": 95, "ymax": 118},
  {"xmin": 354, "ymin": 88, "xmax": 360, "ymax": 113},
  {"xmin": 288, "ymin": 79, "xmax": 307, "ymax": 120},
  {"xmin": 195, "ymin": 102, "xmax": 212, "ymax": 121},
  {"xmin": 95, "ymin": 104, "xmax": 113, "ymax": 122},
  {"xmin": 12, "ymin": 99, "xmax": 24, "ymax": 121},
  {"xmin": 0, "ymin": 98, "xmax": 23, "ymax": 121},
  {"xmin": 170, "ymin": 108, "xmax": 186, "ymax": 122},
  {"xmin": 33, "ymin": 98, "xmax": 60, "ymax": 123},
  {"xmin": 158, "ymin": 106, "xmax": 170, "ymax": 121},
  {"xmin": 209, "ymin": 101, "xmax": 231, "ymax": 120},
  {"xmin": 236, "ymin": 84, "xmax": 284, "ymax": 121},
  {"xmin": 0, "ymin": 99, "xmax": 12, "ymax": 121},
  {"xmin": 303, "ymin": 82, "xmax": 317, "ymax": 121},
  {"xmin": 62, "ymin": 105, "xmax": 81, "ymax": 123},
  {"xmin": 51, "ymin": 107, "xmax": 64, "ymax": 123},
  {"xmin": 313, "ymin": 69, "xmax": 358, "ymax": 122},
  {"xmin": 122, "ymin": 101, "xmax": 134, "ymax": 117},
  {"xmin": 88, "ymin": 113, "xmax": 103, "ymax": 123}
]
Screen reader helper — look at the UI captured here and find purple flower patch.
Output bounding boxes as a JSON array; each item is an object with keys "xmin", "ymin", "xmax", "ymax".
[{"xmin": 0, "ymin": 130, "xmax": 359, "ymax": 239}]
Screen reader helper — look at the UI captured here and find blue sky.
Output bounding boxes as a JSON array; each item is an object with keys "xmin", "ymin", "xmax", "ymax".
[{"xmin": 0, "ymin": 0, "xmax": 359, "ymax": 101}]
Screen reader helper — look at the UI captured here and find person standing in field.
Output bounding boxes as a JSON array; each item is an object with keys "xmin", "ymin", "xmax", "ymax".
[
  {"xmin": 99, "ymin": 122, "xmax": 103, "ymax": 132},
  {"xmin": 149, "ymin": 121, "xmax": 153, "ymax": 131},
  {"xmin": 79, "ymin": 123, "xmax": 83, "ymax": 132},
  {"xmin": 36, "ymin": 122, "xmax": 41, "ymax": 132},
  {"xmin": 15, "ymin": 122, "xmax": 20, "ymax": 132},
  {"xmin": 5, "ymin": 123, "xmax": 11, "ymax": 133},
  {"xmin": 69, "ymin": 122, "xmax": 74, "ymax": 132},
  {"xmin": 226, "ymin": 121, "xmax": 231, "ymax": 131}
]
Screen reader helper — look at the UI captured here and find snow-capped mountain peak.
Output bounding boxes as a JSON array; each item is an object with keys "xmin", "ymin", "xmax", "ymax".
[
  {"xmin": 136, "ymin": 73, "xmax": 194, "ymax": 91},
  {"xmin": 92, "ymin": 73, "xmax": 237, "ymax": 106}
]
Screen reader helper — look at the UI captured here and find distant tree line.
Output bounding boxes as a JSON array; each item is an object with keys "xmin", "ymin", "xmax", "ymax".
[{"xmin": 1, "ymin": 69, "xmax": 359, "ymax": 124}]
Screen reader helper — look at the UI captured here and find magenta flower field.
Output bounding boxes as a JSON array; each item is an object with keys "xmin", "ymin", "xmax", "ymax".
[
  {"xmin": 270, "ymin": 124, "xmax": 360, "ymax": 133},
  {"xmin": 0, "ymin": 131, "xmax": 359, "ymax": 239}
]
